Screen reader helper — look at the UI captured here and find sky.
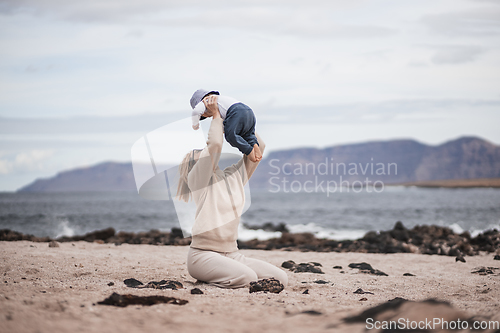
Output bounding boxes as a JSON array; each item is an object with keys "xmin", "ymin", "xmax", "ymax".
[{"xmin": 0, "ymin": 0, "xmax": 499, "ymax": 191}]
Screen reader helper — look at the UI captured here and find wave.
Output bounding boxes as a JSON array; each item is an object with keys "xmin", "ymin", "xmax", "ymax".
[{"xmin": 55, "ymin": 219, "xmax": 76, "ymax": 238}]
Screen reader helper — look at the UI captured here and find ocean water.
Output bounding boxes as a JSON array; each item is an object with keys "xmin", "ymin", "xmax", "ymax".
[{"xmin": 0, "ymin": 187, "xmax": 499, "ymax": 241}]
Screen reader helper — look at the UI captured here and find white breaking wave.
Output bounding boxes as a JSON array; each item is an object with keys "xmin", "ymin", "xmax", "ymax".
[
  {"xmin": 237, "ymin": 224, "xmax": 282, "ymax": 241},
  {"xmin": 238, "ymin": 222, "xmax": 367, "ymax": 241},
  {"xmin": 287, "ymin": 222, "xmax": 367, "ymax": 241},
  {"xmin": 449, "ymin": 222, "xmax": 465, "ymax": 234},
  {"xmin": 55, "ymin": 219, "xmax": 76, "ymax": 238}
]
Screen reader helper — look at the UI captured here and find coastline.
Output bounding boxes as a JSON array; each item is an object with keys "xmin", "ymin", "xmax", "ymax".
[
  {"xmin": 1, "ymin": 241, "xmax": 499, "ymax": 333},
  {"xmin": 393, "ymin": 178, "xmax": 500, "ymax": 188}
]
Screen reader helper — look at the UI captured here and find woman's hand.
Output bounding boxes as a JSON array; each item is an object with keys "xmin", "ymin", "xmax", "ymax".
[{"xmin": 203, "ymin": 95, "xmax": 220, "ymax": 119}]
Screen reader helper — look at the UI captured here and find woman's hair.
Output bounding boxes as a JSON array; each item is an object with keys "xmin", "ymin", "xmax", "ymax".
[{"xmin": 176, "ymin": 151, "xmax": 194, "ymax": 202}]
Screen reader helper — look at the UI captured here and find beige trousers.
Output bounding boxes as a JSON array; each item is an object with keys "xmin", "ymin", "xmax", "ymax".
[{"xmin": 187, "ymin": 246, "xmax": 288, "ymax": 289}]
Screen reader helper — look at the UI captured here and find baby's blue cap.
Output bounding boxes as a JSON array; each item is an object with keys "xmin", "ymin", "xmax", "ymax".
[{"xmin": 190, "ymin": 89, "xmax": 219, "ymax": 109}]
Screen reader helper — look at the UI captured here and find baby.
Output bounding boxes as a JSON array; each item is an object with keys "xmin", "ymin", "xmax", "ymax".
[{"xmin": 190, "ymin": 89, "xmax": 262, "ymax": 162}]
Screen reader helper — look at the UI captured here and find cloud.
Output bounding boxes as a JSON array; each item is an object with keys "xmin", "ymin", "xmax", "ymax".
[
  {"xmin": 0, "ymin": 0, "xmax": 396, "ymax": 39},
  {"xmin": 430, "ymin": 45, "xmax": 484, "ymax": 64},
  {"xmin": 0, "ymin": 149, "xmax": 54, "ymax": 174},
  {"xmin": 421, "ymin": 6, "xmax": 500, "ymax": 37}
]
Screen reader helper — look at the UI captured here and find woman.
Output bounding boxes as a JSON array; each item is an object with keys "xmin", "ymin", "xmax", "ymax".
[{"xmin": 176, "ymin": 94, "xmax": 288, "ymax": 289}]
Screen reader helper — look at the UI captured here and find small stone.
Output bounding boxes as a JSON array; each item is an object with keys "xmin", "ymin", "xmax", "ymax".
[
  {"xmin": 494, "ymin": 255, "xmax": 500, "ymax": 260},
  {"xmin": 302, "ymin": 289, "xmax": 309, "ymax": 294},
  {"xmin": 359, "ymin": 297, "xmax": 368, "ymax": 301},
  {"xmin": 48, "ymin": 241, "xmax": 59, "ymax": 248},
  {"xmin": 403, "ymin": 273, "xmax": 415, "ymax": 276},
  {"xmin": 353, "ymin": 288, "xmax": 374, "ymax": 295},
  {"xmin": 333, "ymin": 266, "xmax": 342, "ymax": 269},
  {"xmin": 456, "ymin": 255, "xmax": 466, "ymax": 263},
  {"xmin": 281, "ymin": 260, "xmax": 296, "ymax": 269},
  {"xmin": 313, "ymin": 280, "xmax": 329, "ymax": 284},
  {"xmin": 301, "ymin": 310, "xmax": 322, "ymax": 315},
  {"xmin": 107, "ymin": 282, "xmax": 114, "ymax": 286},
  {"xmin": 191, "ymin": 288, "xmax": 203, "ymax": 295},
  {"xmin": 124, "ymin": 278, "xmax": 143, "ymax": 287},
  {"xmin": 348, "ymin": 262, "xmax": 388, "ymax": 276}
]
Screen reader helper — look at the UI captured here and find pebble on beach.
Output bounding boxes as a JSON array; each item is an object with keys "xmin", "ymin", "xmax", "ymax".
[
  {"xmin": 190, "ymin": 288, "xmax": 203, "ymax": 295},
  {"xmin": 348, "ymin": 262, "xmax": 388, "ymax": 276},
  {"xmin": 281, "ymin": 260, "xmax": 325, "ymax": 274}
]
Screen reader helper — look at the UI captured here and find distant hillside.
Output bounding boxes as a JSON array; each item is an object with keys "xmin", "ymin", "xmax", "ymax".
[
  {"xmin": 18, "ymin": 162, "xmax": 137, "ymax": 192},
  {"xmin": 250, "ymin": 136, "xmax": 500, "ymax": 189},
  {"xmin": 18, "ymin": 136, "xmax": 500, "ymax": 192}
]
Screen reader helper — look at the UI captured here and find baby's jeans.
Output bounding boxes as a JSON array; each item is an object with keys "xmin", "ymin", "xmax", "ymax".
[{"xmin": 223, "ymin": 103, "xmax": 258, "ymax": 156}]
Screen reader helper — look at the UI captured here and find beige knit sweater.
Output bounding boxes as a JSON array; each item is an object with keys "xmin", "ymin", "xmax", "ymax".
[{"xmin": 188, "ymin": 117, "xmax": 265, "ymax": 253}]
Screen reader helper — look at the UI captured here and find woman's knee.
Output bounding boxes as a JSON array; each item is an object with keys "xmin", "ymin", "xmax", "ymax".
[
  {"xmin": 229, "ymin": 269, "xmax": 258, "ymax": 288},
  {"xmin": 274, "ymin": 269, "xmax": 288, "ymax": 288}
]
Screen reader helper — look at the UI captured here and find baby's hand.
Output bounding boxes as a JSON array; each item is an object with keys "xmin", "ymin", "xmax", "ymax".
[{"xmin": 192, "ymin": 124, "xmax": 200, "ymax": 130}]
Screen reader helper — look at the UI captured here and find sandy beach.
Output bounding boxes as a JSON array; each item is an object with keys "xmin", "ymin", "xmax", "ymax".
[{"xmin": 1, "ymin": 241, "xmax": 499, "ymax": 333}]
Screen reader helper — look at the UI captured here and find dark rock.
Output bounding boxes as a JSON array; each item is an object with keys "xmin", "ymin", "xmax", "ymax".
[
  {"xmin": 123, "ymin": 278, "xmax": 143, "ymax": 287},
  {"xmin": 348, "ymin": 262, "xmax": 373, "ymax": 270},
  {"xmin": 107, "ymin": 282, "xmax": 114, "ymax": 286},
  {"xmin": 97, "ymin": 292, "xmax": 188, "ymax": 307},
  {"xmin": 48, "ymin": 241, "xmax": 59, "ymax": 247},
  {"xmin": 403, "ymin": 273, "xmax": 415, "ymax": 276},
  {"xmin": 313, "ymin": 280, "xmax": 329, "ymax": 284},
  {"xmin": 471, "ymin": 267, "xmax": 499, "ymax": 275},
  {"xmin": 281, "ymin": 260, "xmax": 296, "ymax": 269},
  {"xmin": 494, "ymin": 255, "xmax": 500, "ymax": 260},
  {"xmin": 243, "ymin": 222, "xmax": 289, "ymax": 233},
  {"xmin": 142, "ymin": 280, "xmax": 183, "ymax": 290},
  {"xmin": 353, "ymin": 288, "xmax": 374, "ymax": 295},
  {"xmin": 249, "ymin": 278, "xmax": 284, "ymax": 294},
  {"xmin": 456, "ymin": 254, "xmax": 466, "ymax": 263},
  {"xmin": 300, "ymin": 310, "xmax": 322, "ymax": 315},
  {"xmin": 344, "ymin": 297, "xmax": 409, "ymax": 323},
  {"xmin": 302, "ymin": 289, "xmax": 309, "ymax": 294},
  {"xmin": 333, "ymin": 266, "xmax": 342, "ymax": 269},
  {"xmin": 282, "ymin": 260, "xmax": 324, "ymax": 274},
  {"xmin": 348, "ymin": 262, "xmax": 388, "ymax": 276},
  {"xmin": 390, "ymin": 221, "xmax": 410, "ymax": 242},
  {"xmin": 190, "ymin": 288, "xmax": 203, "ymax": 294},
  {"xmin": 124, "ymin": 278, "xmax": 183, "ymax": 290},
  {"xmin": 359, "ymin": 297, "xmax": 368, "ymax": 301},
  {"xmin": 57, "ymin": 227, "xmax": 116, "ymax": 243},
  {"xmin": 344, "ymin": 298, "xmax": 466, "ymax": 328},
  {"xmin": 294, "ymin": 263, "xmax": 324, "ymax": 274}
]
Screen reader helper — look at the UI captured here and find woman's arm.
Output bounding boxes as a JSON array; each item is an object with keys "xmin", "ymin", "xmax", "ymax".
[
  {"xmin": 225, "ymin": 132, "xmax": 265, "ymax": 186},
  {"xmin": 187, "ymin": 113, "xmax": 223, "ymax": 192},
  {"xmin": 243, "ymin": 132, "xmax": 265, "ymax": 181}
]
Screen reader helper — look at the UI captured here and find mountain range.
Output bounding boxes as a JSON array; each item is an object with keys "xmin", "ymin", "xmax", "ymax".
[{"xmin": 18, "ymin": 136, "xmax": 500, "ymax": 192}]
